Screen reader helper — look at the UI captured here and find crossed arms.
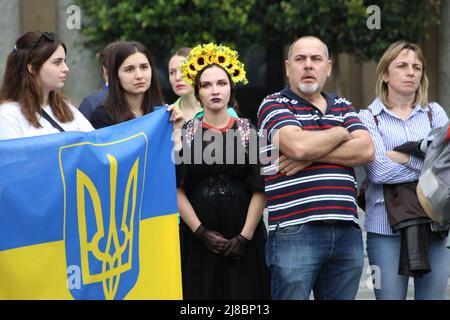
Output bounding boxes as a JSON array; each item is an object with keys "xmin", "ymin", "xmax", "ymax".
[{"xmin": 273, "ymin": 125, "xmax": 375, "ymax": 174}]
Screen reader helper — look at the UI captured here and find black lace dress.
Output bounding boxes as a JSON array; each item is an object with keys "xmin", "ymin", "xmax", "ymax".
[{"xmin": 176, "ymin": 118, "xmax": 270, "ymax": 300}]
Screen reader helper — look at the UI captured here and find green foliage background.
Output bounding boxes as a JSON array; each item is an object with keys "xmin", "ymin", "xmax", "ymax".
[
  {"xmin": 76, "ymin": 0, "xmax": 440, "ymax": 62},
  {"xmin": 76, "ymin": 0, "xmax": 261, "ymax": 60}
]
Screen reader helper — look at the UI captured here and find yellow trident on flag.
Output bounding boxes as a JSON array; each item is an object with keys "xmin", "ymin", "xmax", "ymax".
[{"xmin": 76, "ymin": 154, "xmax": 139, "ymax": 300}]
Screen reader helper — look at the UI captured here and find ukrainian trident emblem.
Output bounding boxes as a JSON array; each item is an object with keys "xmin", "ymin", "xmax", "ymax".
[{"xmin": 60, "ymin": 134, "xmax": 148, "ymax": 299}]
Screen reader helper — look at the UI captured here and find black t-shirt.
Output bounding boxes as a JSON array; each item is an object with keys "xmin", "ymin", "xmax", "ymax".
[{"xmin": 89, "ymin": 105, "xmax": 114, "ymax": 129}]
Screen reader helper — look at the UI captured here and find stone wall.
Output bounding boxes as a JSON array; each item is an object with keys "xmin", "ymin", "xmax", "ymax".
[{"xmin": 0, "ymin": 0, "xmax": 21, "ymax": 85}]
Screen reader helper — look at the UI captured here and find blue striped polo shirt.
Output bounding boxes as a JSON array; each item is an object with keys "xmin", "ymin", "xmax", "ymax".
[{"xmin": 257, "ymin": 87, "xmax": 368, "ymax": 231}]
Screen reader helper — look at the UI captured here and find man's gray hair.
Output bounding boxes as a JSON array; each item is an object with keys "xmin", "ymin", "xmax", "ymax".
[{"xmin": 287, "ymin": 36, "xmax": 329, "ymax": 60}]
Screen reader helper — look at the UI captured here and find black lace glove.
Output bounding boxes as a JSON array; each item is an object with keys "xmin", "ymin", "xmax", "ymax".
[
  {"xmin": 194, "ymin": 224, "xmax": 228, "ymax": 254},
  {"xmin": 224, "ymin": 234, "xmax": 250, "ymax": 260}
]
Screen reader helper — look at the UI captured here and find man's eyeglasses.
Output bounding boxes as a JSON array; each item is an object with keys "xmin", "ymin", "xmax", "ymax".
[{"xmin": 29, "ymin": 32, "xmax": 58, "ymax": 56}]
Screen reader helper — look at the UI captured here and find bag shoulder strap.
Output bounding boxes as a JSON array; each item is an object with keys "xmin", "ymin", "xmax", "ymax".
[
  {"xmin": 41, "ymin": 109, "xmax": 65, "ymax": 132},
  {"xmin": 367, "ymin": 107, "xmax": 378, "ymax": 126},
  {"xmin": 427, "ymin": 104, "xmax": 433, "ymax": 129},
  {"xmin": 368, "ymin": 105, "xmax": 433, "ymax": 128}
]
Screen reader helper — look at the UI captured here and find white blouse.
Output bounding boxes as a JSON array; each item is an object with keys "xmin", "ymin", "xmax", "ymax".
[
  {"xmin": 0, "ymin": 101, "xmax": 94, "ymax": 140},
  {"xmin": 359, "ymin": 97, "xmax": 449, "ymax": 235}
]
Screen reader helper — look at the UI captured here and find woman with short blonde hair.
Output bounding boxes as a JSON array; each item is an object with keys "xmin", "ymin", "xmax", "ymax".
[
  {"xmin": 359, "ymin": 41, "xmax": 450, "ymax": 300},
  {"xmin": 375, "ymin": 41, "xmax": 429, "ymax": 108}
]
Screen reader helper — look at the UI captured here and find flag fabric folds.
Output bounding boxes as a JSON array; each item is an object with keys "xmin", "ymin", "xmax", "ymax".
[{"xmin": 0, "ymin": 108, "xmax": 182, "ymax": 300}]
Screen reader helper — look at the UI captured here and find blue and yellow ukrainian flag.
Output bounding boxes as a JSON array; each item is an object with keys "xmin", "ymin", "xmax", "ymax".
[{"xmin": 0, "ymin": 108, "xmax": 182, "ymax": 300}]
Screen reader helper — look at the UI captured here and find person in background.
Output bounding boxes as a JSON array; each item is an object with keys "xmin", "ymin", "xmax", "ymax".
[
  {"xmin": 0, "ymin": 31, "xmax": 93, "ymax": 140},
  {"xmin": 168, "ymin": 46, "xmax": 238, "ymax": 121},
  {"xmin": 359, "ymin": 41, "xmax": 450, "ymax": 300},
  {"xmin": 78, "ymin": 41, "xmax": 120, "ymax": 120},
  {"xmin": 168, "ymin": 47, "xmax": 202, "ymax": 120}
]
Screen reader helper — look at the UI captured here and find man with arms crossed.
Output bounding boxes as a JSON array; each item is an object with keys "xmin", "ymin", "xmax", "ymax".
[{"xmin": 258, "ymin": 36, "xmax": 375, "ymax": 300}]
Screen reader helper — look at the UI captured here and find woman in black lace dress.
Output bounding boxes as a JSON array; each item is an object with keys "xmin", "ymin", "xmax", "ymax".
[{"xmin": 176, "ymin": 44, "xmax": 270, "ymax": 299}]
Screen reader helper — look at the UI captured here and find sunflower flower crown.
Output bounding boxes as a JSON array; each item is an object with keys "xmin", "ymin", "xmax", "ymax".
[{"xmin": 181, "ymin": 43, "xmax": 248, "ymax": 86}]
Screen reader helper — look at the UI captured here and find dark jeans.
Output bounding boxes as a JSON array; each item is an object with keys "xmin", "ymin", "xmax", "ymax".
[{"xmin": 266, "ymin": 222, "xmax": 364, "ymax": 300}]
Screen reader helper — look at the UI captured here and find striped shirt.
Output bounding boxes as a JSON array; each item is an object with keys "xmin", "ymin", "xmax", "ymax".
[
  {"xmin": 257, "ymin": 87, "xmax": 368, "ymax": 231},
  {"xmin": 359, "ymin": 97, "xmax": 449, "ymax": 235}
]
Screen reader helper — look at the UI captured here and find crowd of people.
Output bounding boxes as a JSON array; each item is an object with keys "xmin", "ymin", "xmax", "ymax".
[{"xmin": 0, "ymin": 31, "xmax": 449, "ymax": 300}]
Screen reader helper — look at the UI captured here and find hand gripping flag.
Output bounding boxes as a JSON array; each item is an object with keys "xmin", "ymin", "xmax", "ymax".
[{"xmin": 0, "ymin": 108, "xmax": 182, "ymax": 300}]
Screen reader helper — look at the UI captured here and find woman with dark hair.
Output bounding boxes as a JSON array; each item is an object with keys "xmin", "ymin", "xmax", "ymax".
[
  {"xmin": 90, "ymin": 41, "xmax": 183, "ymax": 129},
  {"xmin": 0, "ymin": 31, "xmax": 93, "ymax": 139},
  {"xmin": 176, "ymin": 43, "xmax": 270, "ymax": 299},
  {"xmin": 168, "ymin": 46, "xmax": 238, "ymax": 121}
]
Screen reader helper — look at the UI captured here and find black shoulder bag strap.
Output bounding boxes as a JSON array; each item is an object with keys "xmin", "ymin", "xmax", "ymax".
[
  {"xmin": 368, "ymin": 105, "xmax": 433, "ymax": 128},
  {"xmin": 427, "ymin": 104, "xmax": 433, "ymax": 129},
  {"xmin": 41, "ymin": 109, "xmax": 65, "ymax": 132}
]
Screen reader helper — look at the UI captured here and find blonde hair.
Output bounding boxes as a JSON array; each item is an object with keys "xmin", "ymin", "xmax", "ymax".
[{"xmin": 376, "ymin": 41, "xmax": 428, "ymax": 108}]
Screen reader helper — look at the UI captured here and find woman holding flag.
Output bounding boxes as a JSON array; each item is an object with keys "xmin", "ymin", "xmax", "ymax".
[{"xmin": 89, "ymin": 41, "xmax": 184, "ymax": 130}]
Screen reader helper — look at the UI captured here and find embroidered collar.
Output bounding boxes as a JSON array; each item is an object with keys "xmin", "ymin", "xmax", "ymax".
[{"xmin": 201, "ymin": 117, "xmax": 236, "ymax": 133}]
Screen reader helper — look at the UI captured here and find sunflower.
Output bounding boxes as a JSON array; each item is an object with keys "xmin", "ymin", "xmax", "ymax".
[
  {"xmin": 181, "ymin": 43, "xmax": 248, "ymax": 86},
  {"xmin": 225, "ymin": 58, "xmax": 238, "ymax": 72},
  {"xmin": 203, "ymin": 43, "xmax": 215, "ymax": 56},
  {"xmin": 182, "ymin": 69, "xmax": 196, "ymax": 86},
  {"xmin": 185, "ymin": 73, "xmax": 195, "ymax": 85},
  {"xmin": 213, "ymin": 52, "xmax": 231, "ymax": 68},
  {"xmin": 195, "ymin": 55, "xmax": 209, "ymax": 68},
  {"xmin": 231, "ymin": 63, "xmax": 248, "ymax": 85},
  {"xmin": 188, "ymin": 61, "xmax": 197, "ymax": 72},
  {"xmin": 180, "ymin": 59, "xmax": 197, "ymax": 86},
  {"xmin": 189, "ymin": 45, "xmax": 203, "ymax": 57}
]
